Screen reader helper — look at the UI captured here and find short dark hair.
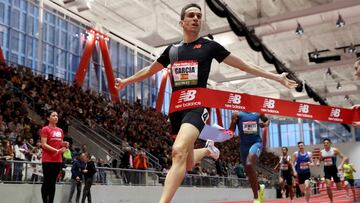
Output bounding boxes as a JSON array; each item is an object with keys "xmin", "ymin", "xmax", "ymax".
[
  {"xmin": 281, "ymin": 147, "xmax": 288, "ymax": 151},
  {"xmin": 323, "ymin": 138, "xmax": 331, "ymax": 143},
  {"xmin": 180, "ymin": 3, "xmax": 201, "ymax": 20},
  {"xmin": 297, "ymin": 141, "xmax": 304, "ymax": 146}
]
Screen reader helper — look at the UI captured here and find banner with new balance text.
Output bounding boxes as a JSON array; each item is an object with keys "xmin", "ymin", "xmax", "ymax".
[{"xmin": 169, "ymin": 88, "xmax": 360, "ymax": 124}]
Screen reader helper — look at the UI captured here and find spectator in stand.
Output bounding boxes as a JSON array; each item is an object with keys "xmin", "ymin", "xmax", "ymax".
[
  {"xmin": 0, "ymin": 139, "xmax": 13, "ymax": 181},
  {"xmin": 120, "ymin": 147, "xmax": 133, "ymax": 184},
  {"xmin": 0, "ymin": 115, "xmax": 7, "ymax": 136},
  {"xmin": 13, "ymin": 135, "xmax": 28, "ymax": 181},
  {"xmin": 81, "ymin": 154, "xmax": 96, "ymax": 203},
  {"xmin": 96, "ymin": 158, "xmax": 106, "ymax": 184},
  {"xmin": 81, "ymin": 144, "xmax": 87, "ymax": 154},
  {"xmin": 0, "ymin": 139, "xmax": 8, "ymax": 181},
  {"xmin": 133, "ymin": 149, "xmax": 148, "ymax": 185},
  {"xmin": 68, "ymin": 153, "xmax": 86, "ymax": 203},
  {"xmin": 41, "ymin": 110, "xmax": 68, "ymax": 203},
  {"xmin": 107, "ymin": 149, "xmax": 119, "ymax": 178},
  {"xmin": 30, "ymin": 146, "xmax": 42, "ymax": 182},
  {"xmin": 62, "ymin": 143, "xmax": 72, "ymax": 165}
]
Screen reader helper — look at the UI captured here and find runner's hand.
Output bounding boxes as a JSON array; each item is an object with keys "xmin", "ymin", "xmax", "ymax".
[
  {"xmin": 352, "ymin": 105, "xmax": 360, "ymax": 128},
  {"xmin": 352, "ymin": 104, "xmax": 360, "ymax": 109},
  {"xmin": 277, "ymin": 73, "xmax": 298, "ymax": 89},
  {"xmin": 115, "ymin": 78, "xmax": 126, "ymax": 90}
]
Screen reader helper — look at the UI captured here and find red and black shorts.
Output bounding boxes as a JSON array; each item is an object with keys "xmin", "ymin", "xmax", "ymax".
[{"xmin": 169, "ymin": 107, "xmax": 209, "ymax": 135}]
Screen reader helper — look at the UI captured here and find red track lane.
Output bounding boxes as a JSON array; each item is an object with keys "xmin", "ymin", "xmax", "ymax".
[{"xmin": 211, "ymin": 188, "xmax": 360, "ymax": 203}]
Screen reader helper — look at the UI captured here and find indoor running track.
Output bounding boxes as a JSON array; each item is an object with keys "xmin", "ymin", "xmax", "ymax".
[{"xmin": 211, "ymin": 188, "xmax": 360, "ymax": 203}]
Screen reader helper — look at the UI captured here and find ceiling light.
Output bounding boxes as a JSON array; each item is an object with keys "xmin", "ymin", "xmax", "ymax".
[
  {"xmin": 295, "ymin": 23, "xmax": 304, "ymax": 35},
  {"xmin": 349, "ymin": 43, "xmax": 356, "ymax": 53},
  {"xmin": 336, "ymin": 82, "xmax": 342, "ymax": 89},
  {"xmin": 344, "ymin": 95, "xmax": 349, "ymax": 100},
  {"xmin": 326, "ymin": 68, "xmax": 332, "ymax": 75},
  {"xmin": 312, "ymin": 49, "xmax": 320, "ymax": 58},
  {"xmin": 336, "ymin": 14, "xmax": 345, "ymax": 28}
]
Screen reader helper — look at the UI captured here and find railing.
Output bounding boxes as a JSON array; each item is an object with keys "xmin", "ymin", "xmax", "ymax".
[
  {"xmin": 69, "ymin": 117, "xmax": 124, "ymax": 156},
  {"xmin": 1, "ymin": 62, "xmax": 161, "ymax": 169},
  {"xmin": 0, "ymin": 160, "xmax": 252, "ymax": 188},
  {"xmin": 92, "ymin": 122, "xmax": 161, "ymax": 169}
]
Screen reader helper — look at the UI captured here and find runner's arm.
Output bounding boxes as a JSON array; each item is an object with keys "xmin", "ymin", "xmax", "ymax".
[
  {"xmin": 228, "ymin": 112, "xmax": 239, "ymax": 132},
  {"xmin": 259, "ymin": 114, "xmax": 269, "ymax": 128},
  {"xmin": 335, "ymin": 148, "xmax": 347, "ymax": 169},
  {"xmin": 223, "ymin": 54, "xmax": 297, "ymax": 89},
  {"xmin": 116, "ymin": 61, "xmax": 164, "ymax": 89},
  {"xmin": 292, "ymin": 153, "xmax": 298, "ymax": 176},
  {"xmin": 273, "ymin": 162, "xmax": 280, "ymax": 172}
]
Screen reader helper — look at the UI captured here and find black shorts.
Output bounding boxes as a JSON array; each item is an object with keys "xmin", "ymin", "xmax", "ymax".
[
  {"xmin": 280, "ymin": 170, "xmax": 293, "ymax": 185},
  {"xmin": 324, "ymin": 166, "xmax": 340, "ymax": 183},
  {"xmin": 298, "ymin": 172, "xmax": 311, "ymax": 184},
  {"xmin": 344, "ymin": 177, "xmax": 354, "ymax": 187},
  {"xmin": 169, "ymin": 107, "xmax": 209, "ymax": 135}
]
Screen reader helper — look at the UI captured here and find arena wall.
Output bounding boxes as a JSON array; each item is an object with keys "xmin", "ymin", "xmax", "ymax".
[{"xmin": 0, "ymin": 184, "xmax": 276, "ymax": 203}]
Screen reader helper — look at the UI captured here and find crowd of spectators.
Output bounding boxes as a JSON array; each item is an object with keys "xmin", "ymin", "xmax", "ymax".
[{"xmin": 1, "ymin": 62, "xmax": 280, "ymax": 184}]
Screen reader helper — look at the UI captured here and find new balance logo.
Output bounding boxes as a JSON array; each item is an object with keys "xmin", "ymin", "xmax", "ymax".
[
  {"xmin": 178, "ymin": 90, "xmax": 197, "ymax": 103},
  {"xmin": 298, "ymin": 104, "xmax": 309, "ymax": 113},
  {"xmin": 53, "ymin": 131, "xmax": 62, "ymax": 138},
  {"xmin": 330, "ymin": 108, "xmax": 341, "ymax": 118},
  {"xmin": 227, "ymin": 94, "xmax": 241, "ymax": 104},
  {"xmin": 263, "ymin": 99, "xmax": 275, "ymax": 109},
  {"xmin": 201, "ymin": 108, "xmax": 209, "ymax": 124}
]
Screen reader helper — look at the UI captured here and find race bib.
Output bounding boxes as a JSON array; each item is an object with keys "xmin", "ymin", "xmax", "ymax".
[
  {"xmin": 243, "ymin": 121, "xmax": 258, "ymax": 134},
  {"xmin": 172, "ymin": 60, "xmax": 198, "ymax": 87},
  {"xmin": 324, "ymin": 157, "xmax": 333, "ymax": 166},
  {"xmin": 344, "ymin": 168, "xmax": 350, "ymax": 173},
  {"xmin": 280, "ymin": 164, "xmax": 288, "ymax": 170},
  {"xmin": 300, "ymin": 162, "xmax": 309, "ymax": 170}
]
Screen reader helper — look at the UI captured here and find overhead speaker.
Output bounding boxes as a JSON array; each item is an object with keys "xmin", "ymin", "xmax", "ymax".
[
  {"xmin": 77, "ymin": 1, "xmax": 91, "ymax": 12},
  {"xmin": 63, "ymin": 0, "xmax": 76, "ymax": 4}
]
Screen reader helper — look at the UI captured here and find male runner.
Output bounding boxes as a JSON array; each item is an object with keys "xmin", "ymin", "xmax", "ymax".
[
  {"xmin": 229, "ymin": 112, "xmax": 269, "ymax": 203},
  {"xmin": 115, "ymin": 3, "xmax": 297, "ymax": 203},
  {"xmin": 317, "ymin": 138, "xmax": 347, "ymax": 203},
  {"xmin": 274, "ymin": 147, "xmax": 294, "ymax": 202},
  {"xmin": 293, "ymin": 141, "xmax": 313, "ymax": 203},
  {"xmin": 342, "ymin": 158, "xmax": 356, "ymax": 201}
]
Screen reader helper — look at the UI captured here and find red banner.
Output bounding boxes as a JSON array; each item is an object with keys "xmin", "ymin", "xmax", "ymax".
[{"xmin": 169, "ymin": 88, "xmax": 360, "ymax": 124}]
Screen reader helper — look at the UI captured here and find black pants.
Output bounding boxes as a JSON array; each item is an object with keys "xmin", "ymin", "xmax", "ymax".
[
  {"xmin": 0, "ymin": 160, "xmax": 5, "ymax": 181},
  {"xmin": 41, "ymin": 162, "xmax": 62, "ymax": 203},
  {"xmin": 81, "ymin": 178, "xmax": 93, "ymax": 203},
  {"xmin": 68, "ymin": 179, "xmax": 82, "ymax": 203}
]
